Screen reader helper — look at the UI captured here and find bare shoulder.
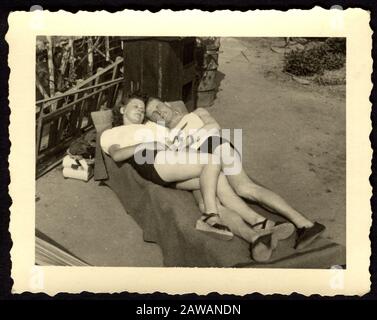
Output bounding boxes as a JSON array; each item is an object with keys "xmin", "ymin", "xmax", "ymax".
[
  {"xmin": 193, "ymin": 108, "xmax": 220, "ymax": 128},
  {"xmin": 194, "ymin": 107, "xmax": 217, "ymax": 123},
  {"xmin": 194, "ymin": 107, "xmax": 211, "ymax": 117}
]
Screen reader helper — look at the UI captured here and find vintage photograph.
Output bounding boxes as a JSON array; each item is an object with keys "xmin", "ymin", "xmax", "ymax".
[
  {"xmin": 34, "ymin": 36, "xmax": 346, "ymax": 268},
  {"xmin": 7, "ymin": 8, "xmax": 372, "ymax": 296}
]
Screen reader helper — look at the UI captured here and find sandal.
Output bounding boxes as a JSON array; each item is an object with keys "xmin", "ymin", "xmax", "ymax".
[{"xmin": 195, "ymin": 213, "xmax": 234, "ymax": 241}]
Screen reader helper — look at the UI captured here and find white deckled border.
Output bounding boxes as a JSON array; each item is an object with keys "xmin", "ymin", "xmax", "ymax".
[{"xmin": 7, "ymin": 8, "xmax": 372, "ymax": 296}]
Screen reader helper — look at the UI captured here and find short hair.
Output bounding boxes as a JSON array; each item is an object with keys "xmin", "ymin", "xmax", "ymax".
[
  {"xmin": 146, "ymin": 96, "xmax": 162, "ymax": 107},
  {"xmin": 123, "ymin": 90, "xmax": 149, "ymax": 106},
  {"xmin": 113, "ymin": 90, "xmax": 148, "ymax": 126}
]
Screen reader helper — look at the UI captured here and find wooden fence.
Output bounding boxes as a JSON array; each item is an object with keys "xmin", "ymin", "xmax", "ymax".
[{"xmin": 36, "ymin": 57, "xmax": 124, "ymax": 178}]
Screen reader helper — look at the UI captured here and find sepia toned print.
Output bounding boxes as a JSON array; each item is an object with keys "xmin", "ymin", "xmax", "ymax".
[{"xmin": 7, "ymin": 8, "xmax": 372, "ymax": 296}]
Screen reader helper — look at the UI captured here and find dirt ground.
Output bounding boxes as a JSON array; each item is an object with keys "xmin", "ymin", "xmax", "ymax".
[
  {"xmin": 36, "ymin": 37, "xmax": 346, "ymax": 266},
  {"xmin": 212, "ymin": 37, "xmax": 345, "ymax": 244}
]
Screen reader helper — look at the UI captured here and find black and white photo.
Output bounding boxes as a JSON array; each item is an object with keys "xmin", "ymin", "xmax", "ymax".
[{"xmin": 7, "ymin": 9, "xmax": 372, "ymax": 295}]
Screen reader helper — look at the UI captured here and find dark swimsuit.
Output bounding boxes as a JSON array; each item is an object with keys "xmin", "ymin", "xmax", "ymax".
[
  {"xmin": 127, "ymin": 148, "xmax": 172, "ymax": 187},
  {"xmin": 128, "ymin": 136, "xmax": 238, "ymax": 187},
  {"xmin": 198, "ymin": 135, "xmax": 238, "ymax": 155}
]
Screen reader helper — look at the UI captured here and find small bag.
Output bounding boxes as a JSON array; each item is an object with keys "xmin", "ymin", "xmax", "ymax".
[{"xmin": 62, "ymin": 155, "xmax": 93, "ymax": 182}]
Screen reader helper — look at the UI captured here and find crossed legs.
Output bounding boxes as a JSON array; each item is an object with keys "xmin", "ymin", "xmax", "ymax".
[
  {"xmin": 175, "ymin": 172, "xmax": 265, "ymax": 226},
  {"xmin": 154, "ymin": 150, "xmax": 221, "ymax": 215},
  {"xmin": 192, "ymin": 190, "xmax": 264, "ymax": 243},
  {"xmin": 213, "ymin": 142, "xmax": 314, "ymax": 228},
  {"xmin": 175, "ymin": 175, "xmax": 273, "ymax": 246}
]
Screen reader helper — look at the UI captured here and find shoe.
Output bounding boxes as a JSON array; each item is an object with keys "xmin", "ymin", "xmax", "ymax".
[
  {"xmin": 249, "ymin": 233, "xmax": 273, "ymax": 262},
  {"xmin": 195, "ymin": 213, "xmax": 234, "ymax": 241},
  {"xmin": 295, "ymin": 222, "xmax": 326, "ymax": 250},
  {"xmin": 249, "ymin": 219, "xmax": 295, "ymax": 248},
  {"xmin": 273, "ymin": 221, "xmax": 296, "ymax": 240}
]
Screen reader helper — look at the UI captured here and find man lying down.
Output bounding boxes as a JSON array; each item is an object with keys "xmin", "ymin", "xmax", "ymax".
[
  {"xmin": 144, "ymin": 97, "xmax": 326, "ymax": 247},
  {"xmin": 100, "ymin": 93, "xmax": 325, "ymax": 262}
]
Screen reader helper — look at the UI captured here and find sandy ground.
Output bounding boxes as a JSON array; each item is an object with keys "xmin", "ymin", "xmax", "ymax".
[{"xmin": 36, "ymin": 37, "xmax": 345, "ymax": 266}]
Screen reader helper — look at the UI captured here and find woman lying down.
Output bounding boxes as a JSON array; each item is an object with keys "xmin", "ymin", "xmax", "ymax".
[{"xmin": 100, "ymin": 93, "xmax": 296, "ymax": 262}]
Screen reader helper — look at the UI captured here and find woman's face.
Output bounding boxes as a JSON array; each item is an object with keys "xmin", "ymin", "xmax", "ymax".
[{"xmin": 121, "ymin": 98, "xmax": 145, "ymax": 124}]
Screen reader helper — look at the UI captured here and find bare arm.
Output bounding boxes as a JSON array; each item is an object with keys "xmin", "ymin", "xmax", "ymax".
[
  {"xmin": 108, "ymin": 144, "xmax": 139, "ymax": 162},
  {"xmin": 189, "ymin": 108, "xmax": 221, "ymax": 145},
  {"xmin": 109, "ymin": 141, "xmax": 169, "ymax": 162},
  {"xmin": 168, "ymin": 108, "xmax": 221, "ymax": 149},
  {"xmin": 193, "ymin": 108, "xmax": 221, "ymax": 131}
]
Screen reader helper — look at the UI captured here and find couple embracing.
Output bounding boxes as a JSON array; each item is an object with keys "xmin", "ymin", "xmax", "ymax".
[{"xmin": 100, "ymin": 92, "xmax": 325, "ymax": 262}]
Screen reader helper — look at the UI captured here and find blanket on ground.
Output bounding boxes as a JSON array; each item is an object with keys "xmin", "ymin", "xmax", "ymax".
[{"xmin": 96, "ymin": 150, "xmax": 346, "ymax": 268}]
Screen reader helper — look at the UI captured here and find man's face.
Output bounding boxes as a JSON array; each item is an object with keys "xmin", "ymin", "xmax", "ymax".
[{"xmin": 146, "ymin": 99, "xmax": 174, "ymax": 126}]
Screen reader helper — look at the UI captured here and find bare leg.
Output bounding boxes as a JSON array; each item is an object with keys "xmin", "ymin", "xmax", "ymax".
[
  {"xmin": 192, "ymin": 190, "xmax": 263, "ymax": 243},
  {"xmin": 176, "ymin": 173, "xmax": 265, "ymax": 226},
  {"xmin": 192, "ymin": 190, "xmax": 276, "ymax": 261},
  {"xmin": 154, "ymin": 150, "xmax": 220, "ymax": 215},
  {"xmin": 214, "ymin": 143, "xmax": 314, "ymax": 228}
]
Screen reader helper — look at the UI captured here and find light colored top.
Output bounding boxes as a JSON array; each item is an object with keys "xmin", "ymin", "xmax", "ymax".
[
  {"xmin": 169, "ymin": 112, "xmax": 220, "ymax": 149},
  {"xmin": 100, "ymin": 122, "xmax": 169, "ymax": 155}
]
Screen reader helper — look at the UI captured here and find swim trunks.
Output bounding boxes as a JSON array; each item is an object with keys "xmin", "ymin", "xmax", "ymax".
[
  {"xmin": 198, "ymin": 135, "xmax": 237, "ymax": 155},
  {"xmin": 127, "ymin": 148, "xmax": 172, "ymax": 187}
]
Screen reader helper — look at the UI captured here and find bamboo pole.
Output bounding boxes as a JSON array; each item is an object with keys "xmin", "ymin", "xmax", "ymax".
[
  {"xmin": 41, "ymin": 81, "xmax": 121, "ymax": 122},
  {"xmin": 46, "ymin": 36, "xmax": 57, "ymax": 112},
  {"xmin": 93, "ymin": 47, "xmax": 113, "ymax": 63},
  {"xmin": 36, "ymin": 56, "xmax": 123, "ymax": 106},
  {"xmin": 36, "ymin": 77, "xmax": 49, "ymax": 99},
  {"xmin": 87, "ymin": 37, "xmax": 94, "ymax": 76},
  {"xmin": 72, "ymin": 56, "xmax": 122, "ymax": 90},
  {"xmin": 36, "ymin": 57, "xmax": 124, "ymax": 113},
  {"xmin": 59, "ymin": 44, "xmax": 69, "ymax": 76},
  {"xmin": 46, "ymin": 37, "xmax": 55, "ymax": 96},
  {"xmin": 105, "ymin": 36, "xmax": 110, "ymax": 62},
  {"xmin": 69, "ymin": 38, "xmax": 75, "ymax": 83},
  {"xmin": 36, "ymin": 77, "xmax": 124, "ymax": 106},
  {"xmin": 95, "ymin": 67, "xmax": 105, "ymax": 110},
  {"xmin": 109, "ymin": 57, "xmax": 121, "ymax": 107},
  {"xmin": 75, "ymin": 36, "xmax": 101, "ymax": 69}
]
